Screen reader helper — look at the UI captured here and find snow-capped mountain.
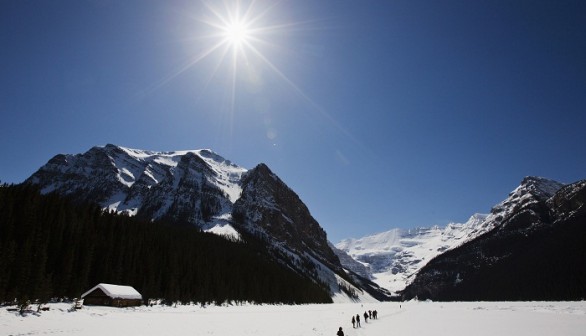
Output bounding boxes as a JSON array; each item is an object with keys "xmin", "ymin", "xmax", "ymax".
[
  {"xmin": 334, "ymin": 213, "xmax": 490, "ymax": 294},
  {"xmin": 335, "ymin": 176, "xmax": 570, "ymax": 295},
  {"xmin": 26, "ymin": 144, "xmax": 387, "ymax": 301},
  {"xmin": 401, "ymin": 176, "xmax": 586, "ymax": 301},
  {"xmin": 482, "ymin": 176, "xmax": 564, "ymax": 232},
  {"xmin": 27, "ymin": 144, "xmax": 246, "ymax": 238}
]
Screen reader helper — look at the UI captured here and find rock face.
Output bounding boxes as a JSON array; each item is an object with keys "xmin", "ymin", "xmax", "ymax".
[
  {"xmin": 233, "ymin": 164, "xmax": 341, "ymax": 272},
  {"xmin": 401, "ymin": 177, "xmax": 586, "ymax": 301},
  {"xmin": 26, "ymin": 144, "xmax": 386, "ymax": 300},
  {"xmin": 229, "ymin": 163, "xmax": 391, "ymax": 299}
]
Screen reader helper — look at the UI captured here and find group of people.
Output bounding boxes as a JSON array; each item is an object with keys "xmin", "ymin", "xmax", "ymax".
[
  {"xmin": 336, "ymin": 309, "xmax": 380, "ymax": 336},
  {"xmin": 352, "ymin": 309, "xmax": 378, "ymax": 327}
]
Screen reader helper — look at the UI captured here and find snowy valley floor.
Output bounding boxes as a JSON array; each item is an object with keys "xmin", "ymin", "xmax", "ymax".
[{"xmin": 1, "ymin": 301, "xmax": 585, "ymax": 336}]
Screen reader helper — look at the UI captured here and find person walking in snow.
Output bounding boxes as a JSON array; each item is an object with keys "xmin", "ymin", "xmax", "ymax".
[
  {"xmin": 364, "ymin": 311, "xmax": 368, "ymax": 323},
  {"xmin": 351, "ymin": 316, "xmax": 355, "ymax": 328},
  {"xmin": 337, "ymin": 327, "xmax": 344, "ymax": 336},
  {"xmin": 356, "ymin": 314, "xmax": 361, "ymax": 327}
]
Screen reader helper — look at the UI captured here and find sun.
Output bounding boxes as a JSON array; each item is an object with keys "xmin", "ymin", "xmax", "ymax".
[
  {"xmin": 154, "ymin": 0, "xmax": 317, "ymax": 115},
  {"xmin": 223, "ymin": 20, "xmax": 251, "ymax": 47},
  {"xmin": 200, "ymin": 0, "xmax": 262, "ymax": 58},
  {"xmin": 151, "ymin": 1, "xmax": 317, "ymax": 106},
  {"xmin": 147, "ymin": 1, "xmax": 347, "ymax": 149}
]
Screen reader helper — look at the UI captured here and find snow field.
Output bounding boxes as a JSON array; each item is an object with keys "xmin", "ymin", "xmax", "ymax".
[{"xmin": 1, "ymin": 301, "xmax": 585, "ymax": 336}]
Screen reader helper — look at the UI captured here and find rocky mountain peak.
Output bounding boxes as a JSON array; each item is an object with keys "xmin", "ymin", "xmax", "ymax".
[
  {"xmin": 519, "ymin": 176, "xmax": 565, "ymax": 201},
  {"xmin": 245, "ymin": 163, "xmax": 277, "ymax": 182},
  {"xmin": 233, "ymin": 163, "xmax": 339, "ymax": 270},
  {"xmin": 487, "ymin": 176, "xmax": 564, "ymax": 229}
]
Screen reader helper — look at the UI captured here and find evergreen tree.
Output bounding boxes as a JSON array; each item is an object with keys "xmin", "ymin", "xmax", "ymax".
[{"xmin": 0, "ymin": 184, "xmax": 332, "ymax": 304}]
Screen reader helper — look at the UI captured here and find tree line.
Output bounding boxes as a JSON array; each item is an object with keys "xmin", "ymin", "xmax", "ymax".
[{"xmin": 0, "ymin": 183, "xmax": 332, "ymax": 305}]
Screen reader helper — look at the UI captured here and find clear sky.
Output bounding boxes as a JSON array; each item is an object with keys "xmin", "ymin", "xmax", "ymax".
[{"xmin": 1, "ymin": 0, "xmax": 585, "ymax": 243}]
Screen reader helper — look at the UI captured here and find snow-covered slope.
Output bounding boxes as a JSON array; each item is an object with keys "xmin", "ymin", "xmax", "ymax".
[
  {"xmin": 27, "ymin": 144, "xmax": 246, "ymax": 238},
  {"xmin": 335, "ymin": 214, "xmax": 489, "ymax": 294}
]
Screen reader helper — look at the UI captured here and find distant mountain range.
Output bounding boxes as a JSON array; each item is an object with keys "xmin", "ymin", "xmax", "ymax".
[
  {"xmin": 401, "ymin": 177, "xmax": 586, "ymax": 301},
  {"xmin": 335, "ymin": 176, "xmax": 586, "ymax": 301},
  {"xmin": 334, "ymin": 213, "xmax": 490, "ymax": 294},
  {"xmin": 25, "ymin": 144, "xmax": 585, "ymax": 301}
]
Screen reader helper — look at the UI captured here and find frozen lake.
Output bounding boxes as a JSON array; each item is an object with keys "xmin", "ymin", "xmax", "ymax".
[{"xmin": 2, "ymin": 301, "xmax": 585, "ymax": 336}]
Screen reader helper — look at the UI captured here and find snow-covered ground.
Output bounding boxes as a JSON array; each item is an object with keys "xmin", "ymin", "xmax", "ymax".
[{"xmin": 2, "ymin": 301, "xmax": 584, "ymax": 336}]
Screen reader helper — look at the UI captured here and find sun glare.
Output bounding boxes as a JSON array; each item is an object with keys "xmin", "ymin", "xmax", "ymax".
[
  {"xmin": 223, "ymin": 20, "xmax": 251, "ymax": 47},
  {"xmin": 159, "ymin": 0, "xmax": 320, "ymax": 120},
  {"xmin": 146, "ymin": 1, "xmax": 347, "ymax": 149},
  {"xmin": 200, "ymin": 0, "xmax": 262, "ymax": 57}
]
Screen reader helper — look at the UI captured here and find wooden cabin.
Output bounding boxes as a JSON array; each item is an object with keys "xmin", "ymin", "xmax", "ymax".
[{"xmin": 81, "ymin": 283, "xmax": 142, "ymax": 307}]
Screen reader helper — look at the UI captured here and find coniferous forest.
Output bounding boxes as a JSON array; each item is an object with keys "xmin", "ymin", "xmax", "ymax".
[{"xmin": 0, "ymin": 184, "xmax": 332, "ymax": 305}]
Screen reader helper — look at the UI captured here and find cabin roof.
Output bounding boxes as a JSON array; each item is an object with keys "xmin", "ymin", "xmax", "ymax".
[{"xmin": 81, "ymin": 283, "xmax": 142, "ymax": 300}]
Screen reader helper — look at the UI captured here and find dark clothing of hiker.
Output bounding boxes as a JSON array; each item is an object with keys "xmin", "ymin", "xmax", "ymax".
[{"xmin": 337, "ymin": 327, "xmax": 344, "ymax": 336}]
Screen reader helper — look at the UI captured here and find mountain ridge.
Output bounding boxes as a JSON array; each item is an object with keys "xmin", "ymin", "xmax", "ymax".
[
  {"xmin": 335, "ymin": 176, "xmax": 570, "ymax": 295},
  {"xmin": 25, "ymin": 144, "xmax": 581, "ymax": 301},
  {"xmin": 400, "ymin": 176, "xmax": 586, "ymax": 301},
  {"xmin": 335, "ymin": 213, "xmax": 491, "ymax": 294},
  {"xmin": 25, "ymin": 144, "xmax": 385, "ymax": 302},
  {"xmin": 27, "ymin": 144, "xmax": 246, "ymax": 229}
]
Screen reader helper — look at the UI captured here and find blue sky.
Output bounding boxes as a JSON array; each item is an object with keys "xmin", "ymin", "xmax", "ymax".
[{"xmin": 1, "ymin": 0, "xmax": 585, "ymax": 242}]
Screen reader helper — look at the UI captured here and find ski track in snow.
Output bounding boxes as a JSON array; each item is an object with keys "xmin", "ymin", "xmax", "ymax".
[{"xmin": 2, "ymin": 301, "xmax": 585, "ymax": 336}]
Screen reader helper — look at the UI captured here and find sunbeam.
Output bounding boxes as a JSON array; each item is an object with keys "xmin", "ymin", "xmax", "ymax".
[{"xmin": 141, "ymin": 0, "xmax": 363, "ymax": 153}]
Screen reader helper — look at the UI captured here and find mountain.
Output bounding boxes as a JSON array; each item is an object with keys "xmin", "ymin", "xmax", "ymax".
[
  {"xmin": 25, "ymin": 144, "xmax": 386, "ymax": 301},
  {"xmin": 233, "ymin": 163, "xmax": 339, "ymax": 269},
  {"xmin": 335, "ymin": 213, "xmax": 490, "ymax": 294},
  {"xmin": 27, "ymin": 144, "xmax": 246, "ymax": 238},
  {"xmin": 401, "ymin": 176, "xmax": 586, "ymax": 301},
  {"xmin": 231, "ymin": 163, "xmax": 391, "ymax": 301},
  {"xmin": 334, "ymin": 176, "xmax": 582, "ymax": 298}
]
